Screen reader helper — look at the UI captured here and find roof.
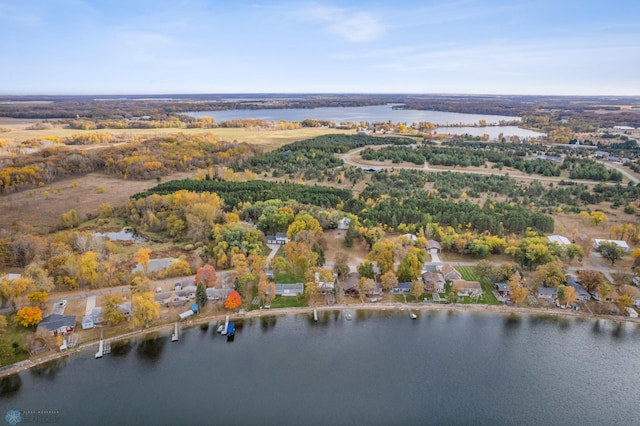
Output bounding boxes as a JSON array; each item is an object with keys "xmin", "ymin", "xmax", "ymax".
[
  {"xmin": 422, "ymin": 271, "xmax": 445, "ymax": 284},
  {"xmin": 275, "ymin": 283, "xmax": 304, "ymax": 295},
  {"xmin": 442, "ymin": 264, "xmax": 462, "ymax": 280},
  {"xmin": 343, "ymin": 272, "xmax": 360, "ymax": 291},
  {"xmin": 395, "ymin": 282, "xmax": 412, "ymax": 290},
  {"xmin": 451, "ymin": 280, "xmax": 481, "ymax": 290},
  {"xmin": 593, "ymin": 239, "xmax": 630, "ymax": 251},
  {"xmin": 537, "ymin": 287, "xmax": 557, "ymax": 297},
  {"xmin": 495, "ymin": 281, "xmax": 508, "ymax": 291},
  {"xmin": 547, "ymin": 235, "xmax": 571, "ymax": 245},
  {"xmin": 275, "ymin": 232, "xmax": 288, "ymax": 239},
  {"xmin": 427, "ymin": 240, "xmax": 441, "ymax": 250},
  {"xmin": 38, "ymin": 314, "xmax": 76, "ymax": 331}
]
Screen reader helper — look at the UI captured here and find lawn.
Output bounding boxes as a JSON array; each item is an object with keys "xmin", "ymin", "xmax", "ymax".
[
  {"xmin": 455, "ymin": 265, "xmax": 501, "ymax": 305},
  {"xmin": 269, "ymin": 295, "xmax": 308, "ymax": 309}
]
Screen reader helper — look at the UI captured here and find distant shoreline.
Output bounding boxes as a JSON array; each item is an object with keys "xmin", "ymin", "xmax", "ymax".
[{"xmin": 1, "ymin": 302, "xmax": 638, "ymax": 378}]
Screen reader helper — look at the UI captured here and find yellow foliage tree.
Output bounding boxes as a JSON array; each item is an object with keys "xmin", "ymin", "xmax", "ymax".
[
  {"xmin": 15, "ymin": 306, "xmax": 43, "ymax": 327},
  {"xmin": 132, "ymin": 292, "xmax": 160, "ymax": 329},
  {"xmin": 507, "ymin": 274, "xmax": 529, "ymax": 305},
  {"xmin": 134, "ymin": 247, "xmax": 152, "ymax": 275}
]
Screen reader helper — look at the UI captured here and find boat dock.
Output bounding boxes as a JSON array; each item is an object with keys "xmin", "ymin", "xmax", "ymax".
[
  {"xmin": 171, "ymin": 322, "xmax": 179, "ymax": 342},
  {"xmin": 410, "ymin": 311, "xmax": 417, "ymax": 320},
  {"xmin": 221, "ymin": 315, "xmax": 229, "ymax": 335},
  {"xmin": 313, "ymin": 307, "xmax": 318, "ymax": 322},
  {"xmin": 95, "ymin": 338, "xmax": 110, "ymax": 359}
]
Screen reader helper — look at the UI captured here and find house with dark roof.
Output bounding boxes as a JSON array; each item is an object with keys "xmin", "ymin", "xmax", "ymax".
[
  {"xmin": 38, "ymin": 314, "xmax": 76, "ymax": 336},
  {"xmin": 441, "ymin": 264, "xmax": 462, "ymax": 281},
  {"xmin": 275, "ymin": 283, "xmax": 304, "ymax": 296},
  {"xmin": 275, "ymin": 232, "xmax": 290, "ymax": 244},
  {"xmin": 537, "ymin": 287, "xmax": 557, "ymax": 299},
  {"xmin": 494, "ymin": 281, "xmax": 509, "ymax": 296},
  {"xmin": 392, "ymin": 282, "xmax": 412, "ymax": 294},
  {"xmin": 266, "ymin": 235, "xmax": 277, "ymax": 244}
]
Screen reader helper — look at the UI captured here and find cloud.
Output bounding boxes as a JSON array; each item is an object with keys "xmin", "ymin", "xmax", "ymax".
[{"xmin": 297, "ymin": 4, "xmax": 386, "ymax": 42}]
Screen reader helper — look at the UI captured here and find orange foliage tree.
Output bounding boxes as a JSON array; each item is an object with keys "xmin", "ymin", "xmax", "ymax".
[
  {"xmin": 15, "ymin": 306, "xmax": 43, "ymax": 327},
  {"xmin": 195, "ymin": 264, "xmax": 218, "ymax": 287},
  {"xmin": 224, "ymin": 290, "xmax": 242, "ymax": 310}
]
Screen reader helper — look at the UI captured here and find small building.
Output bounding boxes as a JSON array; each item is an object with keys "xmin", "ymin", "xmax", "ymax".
[
  {"xmin": 547, "ymin": 235, "xmax": 571, "ymax": 246},
  {"xmin": 337, "ymin": 217, "xmax": 352, "ymax": 230},
  {"xmin": 275, "ymin": 283, "xmax": 304, "ymax": 296},
  {"xmin": 401, "ymin": 234, "xmax": 418, "ymax": 243},
  {"xmin": 275, "ymin": 232, "xmax": 290, "ymax": 245},
  {"xmin": 441, "ymin": 264, "xmax": 462, "ymax": 281},
  {"xmin": 206, "ymin": 287, "xmax": 231, "ymax": 301},
  {"xmin": 533, "ymin": 154, "xmax": 564, "ymax": 164},
  {"xmin": 38, "ymin": 314, "xmax": 76, "ymax": 336},
  {"xmin": 567, "ymin": 282, "xmax": 591, "ymax": 301},
  {"xmin": 593, "ymin": 239, "xmax": 630, "ymax": 252},
  {"xmin": 426, "ymin": 240, "xmax": 442, "ymax": 253},
  {"xmin": 537, "ymin": 287, "xmax": 557, "ymax": 299},
  {"xmin": 392, "ymin": 282, "xmax": 412, "ymax": 294},
  {"xmin": 494, "ymin": 281, "xmax": 509, "ymax": 296},
  {"xmin": 179, "ymin": 310, "xmax": 194, "ymax": 320},
  {"xmin": 266, "ymin": 235, "xmax": 277, "ymax": 244},
  {"xmin": 315, "ymin": 272, "xmax": 336, "ymax": 294}
]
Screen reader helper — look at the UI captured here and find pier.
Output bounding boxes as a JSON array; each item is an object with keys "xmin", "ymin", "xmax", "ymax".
[
  {"xmin": 313, "ymin": 307, "xmax": 318, "ymax": 322},
  {"xmin": 95, "ymin": 330, "xmax": 111, "ymax": 359},
  {"xmin": 171, "ymin": 322, "xmax": 179, "ymax": 342},
  {"xmin": 221, "ymin": 315, "xmax": 229, "ymax": 335}
]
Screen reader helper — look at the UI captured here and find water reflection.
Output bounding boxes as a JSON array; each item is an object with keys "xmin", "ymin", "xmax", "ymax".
[
  {"xmin": 611, "ymin": 322, "xmax": 624, "ymax": 339},
  {"xmin": 136, "ymin": 334, "xmax": 165, "ymax": 362},
  {"xmin": 0, "ymin": 374, "xmax": 21, "ymax": 397},
  {"xmin": 199, "ymin": 323, "xmax": 209, "ymax": 332},
  {"xmin": 504, "ymin": 313, "xmax": 521, "ymax": 329},
  {"xmin": 259, "ymin": 315, "xmax": 277, "ymax": 332},
  {"xmin": 30, "ymin": 357, "xmax": 67, "ymax": 380},
  {"xmin": 110, "ymin": 339, "xmax": 133, "ymax": 357},
  {"xmin": 592, "ymin": 320, "xmax": 603, "ymax": 336}
]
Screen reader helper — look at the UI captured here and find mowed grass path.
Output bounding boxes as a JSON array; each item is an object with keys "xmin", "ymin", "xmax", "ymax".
[{"xmin": 456, "ymin": 266, "xmax": 500, "ymax": 305}]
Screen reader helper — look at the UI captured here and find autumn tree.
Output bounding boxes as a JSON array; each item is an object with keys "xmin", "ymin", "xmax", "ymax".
[
  {"xmin": 102, "ymin": 293, "xmax": 125, "ymax": 326},
  {"xmin": 411, "ymin": 280, "xmax": 425, "ymax": 301},
  {"xmin": 132, "ymin": 292, "xmax": 160, "ymax": 328},
  {"xmin": 507, "ymin": 274, "xmax": 529, "ymax": 305},
  {"xmin": 577, "ymin": 270, "xmax": 605, "ymax": 293},
  {"xmin": 360, "ymin": 226, "xmax": 385, "ymax": 249},
  {"xmin": 134, "ymin": 247, "xmax": 152, "ymax": 275},
  {"xmin": 357, "ymin": 261, "xmax": 375, "ymax": 279},
  {"xmin": 562, "ymin": 286, "xmax": 577, "ymax": 306},
  {"xmin": 79, "ymin": 251, "xmax": 99, "ymax": 288},
  {"xmin": 27, "ymin": 291, "xmax": 48, "ymax": 308},
  {"xmin": 257, "ymin": 272, "xmax": 276, "ymax": 305},
  {"xmin": 224, "ymin": 290, "xmax": 242, "ymax": 310},
  {"xmin": 15, "ymin": 306, "xmax": 43, "ymax": 327},
  {"xmin": 590, "ymin": 211, "xmax": 608, "ymax": 227},
  {"xmin": 616, "ymin": 294, "xmax": 633, "ymax": 312},
  {"xmin": 397, "ymin": 247, "xmax": 425, "ymax": 282},
  {"xmin": 380, "ymin": 270, "xmax": 398, "ymax": 292},
  {"xmin": 286, "ymin": 212, "xmax": 321, "ymax": 240},
  {"xmin": 194, "ymin": 264, "xmax": 218, "ymax": 288},
  {"xmin": 367, "ymin": 239, "xmax": 397, "ymax": 275},
  {"xmin": 130, "ymin": 275, "xmax": 152, "ymax": 294},
  {"xmin": 564, "ymin": 244, "xmax": 584, "ymax": 264},
  {"xmin": 596, "ymin": 242, "xmax": 625, "ymax": 265},
  {"xmin": 60, "ymin": 209, "xmax": 80, "ymax": 229},
  {"xmin": 505, "ymin": 234, "xmax": 561, "ymax": 270},
  {"xmin": 357, "ymin": 277, "xmax": 376, "ymax": 303},
  {"xmin": 531, "ymin": 261, "xmax": 566, "ymax": 292}
]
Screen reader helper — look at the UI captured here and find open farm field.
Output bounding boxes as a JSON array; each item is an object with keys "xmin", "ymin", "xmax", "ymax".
[{"xmin": 0, "ymin": 122, "xmax": 351, "ymax": 151}]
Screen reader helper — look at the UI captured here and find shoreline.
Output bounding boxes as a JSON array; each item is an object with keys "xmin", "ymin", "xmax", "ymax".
[{"xmin": 1, "ymin": 302, "xmax": 638, "ymax": 378}]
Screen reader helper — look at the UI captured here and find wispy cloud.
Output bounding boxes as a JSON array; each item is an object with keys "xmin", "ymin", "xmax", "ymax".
[{"xmin": 295, "ymin": 4, "xmax": 387, "ymax": 42}]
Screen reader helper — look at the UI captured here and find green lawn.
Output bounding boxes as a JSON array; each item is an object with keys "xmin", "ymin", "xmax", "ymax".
[
  {"xmin": 455, "ymin": 266, "xmax": 500, "ymax": 305},
  {"xmin": 269, "ymin": 295, "xmax": 308, "ymax": 309}
]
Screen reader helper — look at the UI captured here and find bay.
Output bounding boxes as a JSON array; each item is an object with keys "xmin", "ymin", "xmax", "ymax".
[
  {"xmin": 2, "ymin": 311, "xmax": 638, "ymax": 426},
  {"xmin": 187, "ymin": 104, "xmax": 520, "ymax": 127}
]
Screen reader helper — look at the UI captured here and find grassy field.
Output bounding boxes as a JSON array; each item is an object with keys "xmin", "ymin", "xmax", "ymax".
[
  {"xmin": 0, "ymin": 122, "xmax": 351, "ymax": 150},
  {"xmin": 456, "ymin": 265, "xmax": 500, "ymax": 305},
  {"xmin": 269, "ymin": 295, "xmax": 308, "ymax": 309}
]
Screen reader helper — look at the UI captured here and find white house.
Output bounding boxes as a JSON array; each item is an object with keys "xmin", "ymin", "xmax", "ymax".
[
  {"xmin": 593, "ymin": 239, "xmax": 630, "ymax": 252},
  {"xmin": 547, "ymin": 235, "xmax": 571, "ymax": 246}
]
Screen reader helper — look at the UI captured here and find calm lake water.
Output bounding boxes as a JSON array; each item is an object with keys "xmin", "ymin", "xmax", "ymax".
[
  {"xmin": 188, "ymin": 104, "xmax": 519, "ymax": 127},
  {"xmin": 2, "ymin": 311, "xmax": 638, "ymax": 426}
]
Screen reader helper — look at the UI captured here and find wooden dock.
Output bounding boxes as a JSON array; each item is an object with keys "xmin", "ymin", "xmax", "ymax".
[
  {"xmin": 221, "ymin": 315, "xmax": 229, "ymax": 335},
  {"xmin": 95, "ymin": 330, "xmax": 110, "ymax": 359},
  {"xmin": 171, "ymin": 322, "xmax": 179, "ymax": 342},
  {"xmin": 313, "ymin": 307, "xmax": 318, "ymax": 322}
]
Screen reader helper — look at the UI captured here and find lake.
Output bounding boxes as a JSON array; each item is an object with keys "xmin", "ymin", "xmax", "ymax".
[
  {"xmin": 434, "ymin": 125, "xmax": 545, "ymax": 139},
  {"xmin": 2, "ymin": 310, "xmax": 638, "ymax": 426},
  {"xmin": 188, "ymin": 104, "xmax": 525, "ymax": 126}
]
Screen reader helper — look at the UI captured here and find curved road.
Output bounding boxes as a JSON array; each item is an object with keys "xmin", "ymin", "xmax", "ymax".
[{"xmin": 339, "ymin": 145, "xmax": 636, "ymax": 186}]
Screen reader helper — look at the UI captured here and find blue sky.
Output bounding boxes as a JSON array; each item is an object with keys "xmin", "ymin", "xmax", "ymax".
[{"xmin": 1, "ymin": 0, "xmax": 639, "ymax": 95}]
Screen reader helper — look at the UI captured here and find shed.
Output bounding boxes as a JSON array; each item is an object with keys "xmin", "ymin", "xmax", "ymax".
[{"xmin": 179, "ymin": 310, "xmax": 194, "ymax": 320}]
